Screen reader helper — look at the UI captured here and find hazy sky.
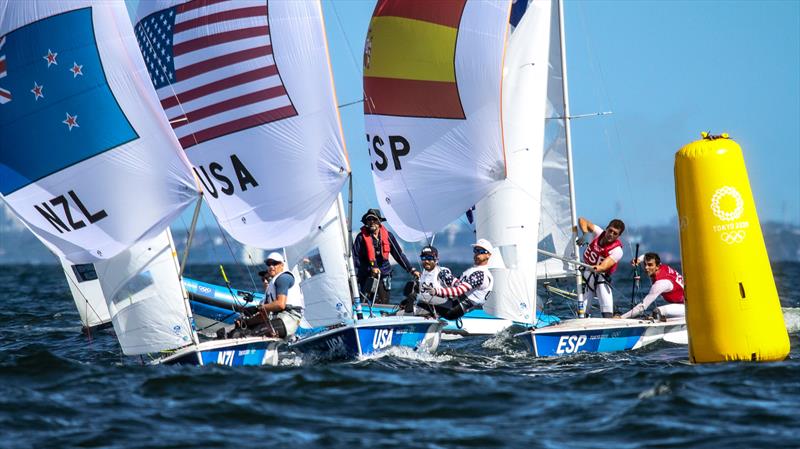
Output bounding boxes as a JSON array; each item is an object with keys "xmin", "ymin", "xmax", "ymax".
[{"xmin": 126, "ymin": 0, "xmax": 799, "ymax": 233}]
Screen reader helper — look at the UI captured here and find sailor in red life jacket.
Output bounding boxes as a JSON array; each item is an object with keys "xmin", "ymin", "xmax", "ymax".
[
  {"xmin": 578, "ymin": 217, "xmax": 625, "ymax": 318},
  {"xmin": 419, "ymin": 239, "xmax": 494, "ymax": 320},
  {"xmin": 352, "ymin": 208, "xmax": 420, "ymax": 304},
  {"xmin": 621, "ymin": 252, "xmax": 685, "ymax": 320}
]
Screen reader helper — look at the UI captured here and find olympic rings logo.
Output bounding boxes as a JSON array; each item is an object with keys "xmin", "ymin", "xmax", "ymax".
[
  {"xmin": 720, "ymin": 230, "xmax": 746, "ymax": 245},
  {"xmin": 710, "ymin": 186, "xmax": 744, "ymax": 221}
]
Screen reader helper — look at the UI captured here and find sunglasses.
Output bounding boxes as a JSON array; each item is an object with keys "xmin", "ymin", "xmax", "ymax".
[
  {"xmin": 266, "ymin": 260, "xmax": 282, "ymax": 267},
  {"xmin": 420, "ymin": 255, "xmax": 436, "ymax": 261},
  {"xmin": 473, "ymin": 247, "xmax": 489, "ymax": 255}
]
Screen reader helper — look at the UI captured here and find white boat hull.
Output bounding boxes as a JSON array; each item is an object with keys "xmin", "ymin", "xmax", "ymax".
[
  {"xmin": 157, "ymin": 336, "xmax": 282, "ymax": 366},
  {"xmin": 515, "ymin": 317, "xmax": 687, "ymax": 357}
]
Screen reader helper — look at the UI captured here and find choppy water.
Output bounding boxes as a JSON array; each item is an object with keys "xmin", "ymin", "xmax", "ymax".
[{"xmin": 1, "ymin": 262, "xmax": 799, "ymax": 448}]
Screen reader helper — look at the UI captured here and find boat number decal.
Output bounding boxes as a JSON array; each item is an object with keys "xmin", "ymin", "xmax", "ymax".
[
  {"xmin": 325, "ymin": 335, "xmax": 345, "ymax": 353},
  {"xmin": 556, "ymin": 335, "xmax": 587, "ymax": 354},
  {"xmin": 373, "ymin": 328, "xmax": 394, "ymax": 350},
  {"xmin": 217, "ymin": 350, "xmax": 235, "ymax": 366}
]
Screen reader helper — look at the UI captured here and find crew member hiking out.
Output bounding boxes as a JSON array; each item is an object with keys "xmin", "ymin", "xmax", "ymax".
[
  {"xmin": 419, "ymin": 239, "xmax": 494, "ymax": 320},
  {"xmin": 621, "ymin": 252, "xmax": 685, "ymax": 320}
]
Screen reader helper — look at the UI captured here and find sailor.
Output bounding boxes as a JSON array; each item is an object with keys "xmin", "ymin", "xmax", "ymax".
[
  {"xmin": 352, "ymin": 208, "xmax": 420, "ymax": 304},
  {"xmin": 578, "ymin": 217, "xmax": 625, "ymax": 318},
  {"xmin": 621, "ymin": 252, "xmax": 685, "ymax": 320},
  {"xmin": 413, "ymin": 245, "xmax": 455, "ymax": 308},
  {"xmin": 419, "ymin": 239, "xmax": 494, "ymax": 320},
  {"xmin": 234, "ymin": 252, "xmax": 304, "ymax": 339}
]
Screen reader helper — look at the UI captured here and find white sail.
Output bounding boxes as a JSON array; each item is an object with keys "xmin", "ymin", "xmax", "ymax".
[
  {"xmin": 476, "ymin": 0, "xmax": 552, "ymax": 323},
  {"xmin": 99, "ymin": 229, "xmax": 194, "ymax": 356},
  {"xmin": 284, "ymin": 197, "xmax": 352, "ymax": 328},
  {"xmin": 0, "ymin": 1, "xmax": 200, "ymax": 263},
  {"xmin": 537, "ymin": 0, "xmax": 575, "ymax": 279},
  {"xmin": 59, "ymin": 259, "xmax": 111, "ymax": 330},
  {"xmin": 133, "ymin": 0, "xmax": 349, "ymax": 250},
  {"xmin": 363, "ymin": 0, "xmax": 510, "ymax": 241}
]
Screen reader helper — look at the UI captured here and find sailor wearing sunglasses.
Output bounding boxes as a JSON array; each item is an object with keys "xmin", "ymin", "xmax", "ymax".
[{"xmin": 419, "ymin": 239, "xmax": 494, "ymax": 320}]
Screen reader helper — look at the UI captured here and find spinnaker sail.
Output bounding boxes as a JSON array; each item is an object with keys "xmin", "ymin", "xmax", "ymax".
[
  {"xmin": 363, "ymin": 0, "xmax": 509, "ymax": 242},
  {"xmin": 134, "ymin": 0, "xmax": 349, "ymax": 249},
  {"xmin": 0, "ymin": 1, "xmax": 200, "ymax": 263}
]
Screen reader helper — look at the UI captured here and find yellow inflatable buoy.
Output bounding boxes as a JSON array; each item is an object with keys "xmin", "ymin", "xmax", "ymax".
[{"xmin": 675, "ymin": 133, "xmax": 789, "ymax": 363}]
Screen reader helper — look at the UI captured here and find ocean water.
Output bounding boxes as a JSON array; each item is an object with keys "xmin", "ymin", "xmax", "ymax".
[{"xmin": 1, "ymin": 262, "xmax": 799, "ymax": 449}]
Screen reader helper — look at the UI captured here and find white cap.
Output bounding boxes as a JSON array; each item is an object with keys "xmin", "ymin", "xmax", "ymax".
[
  {"xmin": 265, "ymin": 252, "xmax": 285, "ymax": 264},
  {"xmin": 472, "ymin": 238, "xmax": 494, "ymax": 253}
]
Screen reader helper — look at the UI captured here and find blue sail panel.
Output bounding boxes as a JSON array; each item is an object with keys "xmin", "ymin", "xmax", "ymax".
[{"xmin": 0, "ymin": 7, "xmax": 137, "ymax": 195}]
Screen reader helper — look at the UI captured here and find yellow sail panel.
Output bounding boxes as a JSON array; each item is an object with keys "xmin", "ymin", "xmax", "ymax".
[{"xmin": 364, "ymin": 16, "xmax": 457, "ymax": 83}]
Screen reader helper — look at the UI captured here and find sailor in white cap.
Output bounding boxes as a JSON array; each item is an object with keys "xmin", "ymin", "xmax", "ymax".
[
  {"xmin": 235, "ymin": 251, "xmax": 304, "ymax": 339},
  {"xmin": 419, "ymin": 239, "xmax": 494, "ymax": 320}
]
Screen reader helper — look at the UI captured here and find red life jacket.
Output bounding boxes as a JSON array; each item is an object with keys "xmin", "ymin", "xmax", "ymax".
[
  {"xmin": 361, "ymin": 226, "xmax": 390, "ymax": 266},
  {"xmin": 582, "ymin": 232, "xmax": 623, "ymax": 274},
  {"xmin": 653, "ymin": 264, "xmax": 685, "ymax": 303}
]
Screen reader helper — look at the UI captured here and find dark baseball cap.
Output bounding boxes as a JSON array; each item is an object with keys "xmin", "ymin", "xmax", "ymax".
[{"xmin": 420, "ymin": 245, "xmax": 438, "ymax": 259}]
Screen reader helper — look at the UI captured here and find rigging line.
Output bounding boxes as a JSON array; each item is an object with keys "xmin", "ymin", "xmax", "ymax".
[{"xmin": 575, "ymin": 2, "xmax": 641, "ymax": 228}]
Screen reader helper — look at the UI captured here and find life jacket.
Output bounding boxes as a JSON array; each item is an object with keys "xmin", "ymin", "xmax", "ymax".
[
  {"xmin": 267, "ymin": 270, "xmax": 304, "ymax": 312},
  {"xmin": 582, "ymin": 232, "xmax": 623, "ymax": 274},
  {"xmin": 458, "ymin": 265, "xmax": 493, "ymax": 306},
  {"xmin": 653, "ymin": 264, "xmax": 685, "ymax": 304},
  {"xmin": 361, "ymin": 226, "xmax": 391, "ymax": 266}
]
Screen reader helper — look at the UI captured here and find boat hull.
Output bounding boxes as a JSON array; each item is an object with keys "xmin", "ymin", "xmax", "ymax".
[
  {"xmin": 290, "ymin": 316, "xmax": 443, "ymax": 361},
  {"xmin": 514, "ymin": 318, "xmax": 687, "ymax": 357},
  {"xmin": 370, "ymin": 304, "xmax": 559, "ymax": 337},
  {"xmin": 158, "ymin": 337, "xmax": 282, "ymax": 366}
]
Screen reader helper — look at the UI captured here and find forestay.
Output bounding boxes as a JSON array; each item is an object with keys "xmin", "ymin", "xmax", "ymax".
[
  {"xmin": 284, "ymin": 197, "xmax": 352, "ymax": 329},
  {"xmin": 476, "ymin": 0, "xmax": 552, "ymax": 323},
  {"xmin": 134, "ymin": 0, "xmax": 350, "ymax": 249},
  {"xmin": 363, "ymin": 0, "xmax": 509, "ymax": 241},
  {"xmin": 0, "ymin": 2, "xmax": 199, "ymax": 263},
  {"xmin": 99, "ymin": 229, "xmax": 194, "ymax": 356}
]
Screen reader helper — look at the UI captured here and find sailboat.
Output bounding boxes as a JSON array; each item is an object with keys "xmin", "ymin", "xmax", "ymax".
[
  {"xmin": 131, "ymin": 0, "xmax": 443, "ymax": 361},
  {"xmin": 362, "ymin": 0, "xmax": 686, "ymax": 355},
  {"xmin": 0, "ymin": 1, "xmax": 284, "ymax": 366}
]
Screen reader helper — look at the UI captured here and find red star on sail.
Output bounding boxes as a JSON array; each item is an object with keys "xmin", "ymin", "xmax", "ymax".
[
  {"xmin": 31, "ymin": 82, "xmax": 44, "ymax": 100},
  {"xmin": 70, "ymin": 62, "xmax": 83, "ymax": 77},
  {"xmin": 43, "ymin": 49, "xmax": 58, "ymax": 67},
  {"xmin": 62, "ymin": 112, "xmax": 79, "ymax": 131}
]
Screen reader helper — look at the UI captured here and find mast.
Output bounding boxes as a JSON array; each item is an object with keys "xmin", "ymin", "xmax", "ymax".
[
  {"xmin": 557, "ymin": 0, "xmax": 586, "ymax": 316},
  {"xmin": 341, "ymin": 176, "xmax": 362, "ymax": 320}
]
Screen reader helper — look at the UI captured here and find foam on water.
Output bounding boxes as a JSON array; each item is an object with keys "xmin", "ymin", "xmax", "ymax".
[{"xmin": 782, "ymin": 307, "xmax": 800, "ymax": 333}]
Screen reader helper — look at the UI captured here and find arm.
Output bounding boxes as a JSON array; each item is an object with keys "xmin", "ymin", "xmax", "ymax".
[
  {"xmin": 352, "ymin": 234, "xmax": 363, "ymax": 273},
  {"xmin": 261, "ymin": 274, "xmax": 295, "ymax": 313},
  {"xmin": 438, "ymin": 267, "xmax": 456, "ymax": 287},
  {"xmin": 434, "ymin": 270, "xmax": 484, "ymax": 298},
  {"xmin": 621, "ymin": 279, "xmax": 673, "ymax": 318},
  {"xmin": 595, "ymin": 246, "xmax": 623, "ymax": 273},
  {"xmin": 578, "ymin": 217, "xmax": 594, "ymax": 234}
]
